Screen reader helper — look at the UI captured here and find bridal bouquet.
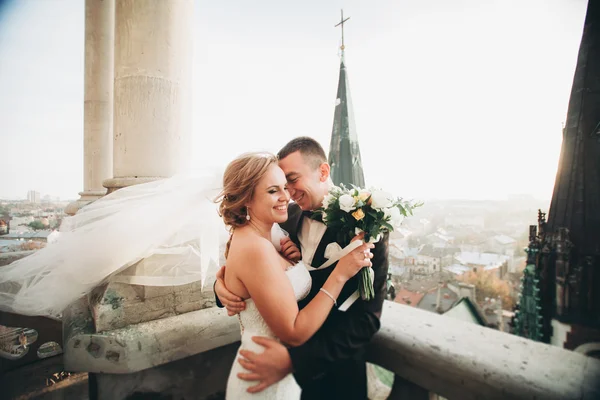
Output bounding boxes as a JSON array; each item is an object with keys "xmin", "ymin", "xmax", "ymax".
[{"xmin": 314, "ymin": 185, "xmax": 422, "ymax": 300}]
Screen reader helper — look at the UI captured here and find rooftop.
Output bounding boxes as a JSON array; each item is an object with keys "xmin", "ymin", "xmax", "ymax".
[{"xmin": 394, "ymin": 288, "xmax": 425, "ymax": 306}]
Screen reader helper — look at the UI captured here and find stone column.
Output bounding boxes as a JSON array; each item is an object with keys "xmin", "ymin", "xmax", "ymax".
[
  {"xmin": 65, "ymin": 0, "xmax": 115, "ymax": 216},
  {"xmin": 103, "ymin": 0, "xmax": 193, "ymax": 192},
  {"xmin": 89, "ymin": 0, "xmax": 199, "ymax": 334}
]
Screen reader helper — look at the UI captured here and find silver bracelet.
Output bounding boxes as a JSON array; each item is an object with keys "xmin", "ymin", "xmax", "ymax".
[{"xmin": 319, "ymin": 288, "xmax": 337, "ymax": 307}]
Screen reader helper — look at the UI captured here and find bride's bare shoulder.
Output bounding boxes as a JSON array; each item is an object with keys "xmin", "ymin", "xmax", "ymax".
[{"xmin": 228, "ymin": 229, "xmax": 275, "ymax": 264}]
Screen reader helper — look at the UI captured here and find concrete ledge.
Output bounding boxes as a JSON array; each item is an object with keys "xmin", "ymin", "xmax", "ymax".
[
  {"xmin": 64, "ymin": 303, "xmax": 239, "ymax": 374},
  {"xmin": 367, "ymin": 302, "xmax": 600, "ymax": 400},
  {"xmin": 65, "ymin": 299, "xmax": 600, "ymax": 399}
]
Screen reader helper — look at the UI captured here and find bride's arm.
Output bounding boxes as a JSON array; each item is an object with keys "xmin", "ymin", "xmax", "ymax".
[{"xmin": 238, "ymin": 239, "xmax": 372, "ymax": 347}]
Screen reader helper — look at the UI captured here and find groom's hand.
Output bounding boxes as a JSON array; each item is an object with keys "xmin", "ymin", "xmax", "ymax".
[
  {"xmin": 237, "ymin": 337, "xmax": 293, "ymax": 393},
  {"xmin": 280, "ymin": 237, "xmax": 301, "ymax": 263},
  {"xmin": 215, "ymin": 266, "xmax": 245, "ymax": 316}
]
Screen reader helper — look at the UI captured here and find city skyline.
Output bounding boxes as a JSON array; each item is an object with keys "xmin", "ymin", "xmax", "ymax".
[{"xmin": 0, "ymin": 0, "xmax": 589, "ymax": 201}]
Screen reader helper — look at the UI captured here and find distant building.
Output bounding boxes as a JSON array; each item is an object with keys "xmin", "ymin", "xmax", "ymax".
[
  {"xmin": 426, "ymin": 230, "xmax": 454, "ymax": 247},
  {"xmin": 9, "ymin": 216, "xmax": 34, "ymax": 231},
  {"xmin": 444, "ymin": 263, "xmax": 471, "ymax": 276},
  {"xmin": 1, "ymin": 230, "xmax": 53, "ymax": 242},
  {"xmin": 444, "ymin": 297, "xmax": 488, "ymax": 327},
  {"xmin": 486, "ymin": 234, "xmax": 517, "ymax": 257},
  {"xmin": 401, "ymin": 247, "xmax": 420, "ymax": 266},
  {"xmin": 447, "ymin": 282, "xmax": 476, "ymax": 301},
  {"xmin": 417, "ymin": 244, "xmax": 460, "ymax": 274},
  {"xmin": 454, "ymin": 251, "xmax": 509, "ymax": 278},
  {"xmin": 27, "ymin": 190, "xmax": 41, "ymax": 204},
  {"xmin": 416, "ymin": 284, "xmax": 459, "ymax": 314},
  {"xmin": 394, "ymin": 288, "xmax": 425, "ymax": 307}
]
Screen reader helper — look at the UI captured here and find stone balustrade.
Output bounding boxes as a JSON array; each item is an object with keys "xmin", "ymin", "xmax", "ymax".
[
  {"xmin": 368, "ymin": 302, "xmax": 600, "ymax": 400},
  {"xmin": 63, "ymin": 300, "xmax": 600, "ymax": 399}
]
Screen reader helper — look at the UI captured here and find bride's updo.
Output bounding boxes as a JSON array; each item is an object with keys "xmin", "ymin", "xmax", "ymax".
[{"xmin": 216, "ymin": 152, "xmax": 278, "ymax": 229}]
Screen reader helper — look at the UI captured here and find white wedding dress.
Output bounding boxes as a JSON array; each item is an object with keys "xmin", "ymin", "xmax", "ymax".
[
  {"xmin": 226, "ymin": 261, "xmax": 312, "ymax": 400},
  {"xmin": 0, "ymin": 173, "xmax": 225, "ymax": 319}
]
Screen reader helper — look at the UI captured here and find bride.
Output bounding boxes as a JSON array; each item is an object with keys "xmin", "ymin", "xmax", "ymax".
[{"xmin": 216, "ymin": 152, "xmax": 372, "ymax": 399}]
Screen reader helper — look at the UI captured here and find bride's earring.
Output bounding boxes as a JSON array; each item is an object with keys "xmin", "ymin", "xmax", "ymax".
[{"xmin": 246, "ymin": 209, "xmax": 251, "ymax": 221}]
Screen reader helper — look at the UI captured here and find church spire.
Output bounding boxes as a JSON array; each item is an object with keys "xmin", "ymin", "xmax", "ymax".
[
  {"xmin": 513, "ymin": 1, "xmax": 600, "ymax": 350},
  {"xmin": 328, "ymin": 10, "xmax": 366, "ymax": 188}
]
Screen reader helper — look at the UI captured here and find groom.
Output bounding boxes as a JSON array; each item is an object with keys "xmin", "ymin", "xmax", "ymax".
[{"xmin": 215, "ymin": 136, "xmax": 389, "ymax": 400}]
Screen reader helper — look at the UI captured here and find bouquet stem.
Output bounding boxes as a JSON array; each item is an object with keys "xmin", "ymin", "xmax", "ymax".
[{"xmin": 359, "ymin": 267, "xmax": 374, "ymax": 301}]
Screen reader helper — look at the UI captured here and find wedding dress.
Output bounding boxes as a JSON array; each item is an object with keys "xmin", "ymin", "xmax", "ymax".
[
  {"xmin": 0, "ymin": 173, "xmax": 226, "ymax": 319},
  {"xmin": 226, "ymin": 261, "xmax": 311, "ymax": 400}
]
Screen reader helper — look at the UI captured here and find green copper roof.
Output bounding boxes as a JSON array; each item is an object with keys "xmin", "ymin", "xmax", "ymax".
[{"xmin": 328, "ymin": 56, "xmax": 366, "ymax": 188}]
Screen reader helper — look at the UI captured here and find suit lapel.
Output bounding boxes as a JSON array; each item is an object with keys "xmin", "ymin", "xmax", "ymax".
[{"xmin": 310, "ymin": 226, "xmax": 340, "ymax": 269}]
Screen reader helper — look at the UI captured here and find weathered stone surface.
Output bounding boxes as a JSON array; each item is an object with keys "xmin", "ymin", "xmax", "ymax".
[
  {"xmin": 64, "ymin": 304, "xmax": 238, "ymax": 374},
  {"xmin": 92, "ymin": 343, "xmax": 236, "ymax": 400},
  {"xmin": 67, "ymin": 0, "xmax": 114, "ymax": 215},
  {"xmin": 368, "ymin": 302, "xmax": 600, "ymax": 400},
  {"xmin": 66, "ymin": 299, "xmax": 600, "ymax": 399},
  {"xmin": 90, "ymin": 271, "xmax": 217, "ymax": 333},
  {"xmin": 0, "ymin": 355, "xmax": 89, "ymax": 400},
  {"xmin": 106, "ymin": 0, "xmax": 193, "ymax": 185}
]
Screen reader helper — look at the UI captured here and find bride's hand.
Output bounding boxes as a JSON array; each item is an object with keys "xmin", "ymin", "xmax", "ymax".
[
  {"xmin": 332, "ymin": 233, "xmax": 374, "ymax": 282},
  {"xmin": 279, "ymin": 237, "xmax": 301, "ymax": 263},
  {"xmin": 215, "ymin": 266, "xmax": 246, "ymax": 316}
]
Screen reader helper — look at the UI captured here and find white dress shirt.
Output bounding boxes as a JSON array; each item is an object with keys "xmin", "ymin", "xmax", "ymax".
[{"xmin": 298, "ymin": 216, "xmax": 327, "ymax": 267}]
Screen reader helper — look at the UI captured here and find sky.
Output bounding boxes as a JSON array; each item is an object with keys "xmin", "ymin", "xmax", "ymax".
[{"xmin": 0, "ymin": 0, "xmax": 589, "ymax": 202}]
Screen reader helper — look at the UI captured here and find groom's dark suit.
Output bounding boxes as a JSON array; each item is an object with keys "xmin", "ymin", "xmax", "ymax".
[{"xmin": 280, "ymin": 203, "xmax": 389, "ymax": 400}]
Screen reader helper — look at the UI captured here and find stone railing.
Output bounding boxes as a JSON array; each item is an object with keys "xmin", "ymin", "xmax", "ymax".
[
  {"xmin": 367, "ymin": 302, "xmax": 600, "ymax": 400},
  {"xmin": 63, "ymin": 301, "xmax": 600, "ymax": 399}
]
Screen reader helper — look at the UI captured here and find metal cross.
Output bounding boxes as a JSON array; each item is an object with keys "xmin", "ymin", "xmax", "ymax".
[{"xmin": 335, "ymin": 9, "xmax": 350, "ymax": 50}]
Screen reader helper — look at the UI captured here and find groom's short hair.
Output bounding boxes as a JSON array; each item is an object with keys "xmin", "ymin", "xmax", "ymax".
[{"xmin": 277, "ymin": 136, "xmax": 327, "ymax": 170}]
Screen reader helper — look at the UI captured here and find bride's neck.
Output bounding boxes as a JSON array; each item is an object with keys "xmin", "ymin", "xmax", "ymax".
[{"xmin": 246, "ymin": 219, "xmax": 272, "ymax": 241}]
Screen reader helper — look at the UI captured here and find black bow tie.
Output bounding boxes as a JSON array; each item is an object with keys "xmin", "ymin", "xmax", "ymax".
[{"xmin": 302, "ymin": 210, "xmax": 322, "ymax": 222}]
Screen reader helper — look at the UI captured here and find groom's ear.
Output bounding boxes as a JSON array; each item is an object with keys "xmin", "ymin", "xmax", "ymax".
[{"xmin": 319, "ymin": 162, "xmax": 330, "ymax": 182}]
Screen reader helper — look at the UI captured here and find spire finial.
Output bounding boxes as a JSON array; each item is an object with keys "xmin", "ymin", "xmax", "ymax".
[{"xmin": 335, "ymin": 9, "xmax": 350, "ymax": 51}]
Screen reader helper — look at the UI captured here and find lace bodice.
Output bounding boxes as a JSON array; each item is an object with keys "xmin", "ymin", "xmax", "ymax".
[{"xmin": 237, "ymin": 262, "xmax": 311, "ymax": 339}]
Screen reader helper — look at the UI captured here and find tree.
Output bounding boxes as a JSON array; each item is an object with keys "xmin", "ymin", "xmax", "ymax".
[
  {"xmin": 28, "ymin": 221, "xmax": 46, "ymax": 230},
  {"xmin": 459, "ymin": 270, "xmax": 515, "ymax": 310}
]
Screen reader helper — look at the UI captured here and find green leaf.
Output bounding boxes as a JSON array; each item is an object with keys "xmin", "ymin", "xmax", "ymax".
[{"xmin": 382, "ymin": 221, "xmax": 394, "ymax": 231}]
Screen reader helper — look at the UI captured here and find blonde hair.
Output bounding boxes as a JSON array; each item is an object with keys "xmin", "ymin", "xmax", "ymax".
[{"xmin": 215, "ymin": 152, "xmax": 278, "ymax": 257}]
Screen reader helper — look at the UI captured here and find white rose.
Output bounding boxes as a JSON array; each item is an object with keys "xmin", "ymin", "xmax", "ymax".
[
  {"xmin": 338, "ymin": 194, "xmax": 356, "ymax": 213},
  {"xmin": 370, "ymin": 190, "xmax": 393, "ymax": 210},
  {"xmin": 355, "ymin": 227, "xmax": 364, "ymax": 236},
  {"xmin": 385, "ymin": 206, "xmax": 404, "ymax": 228},
  {"xmin": 322, "ymin": 193, "xmax": 334, "ymax": 210}
]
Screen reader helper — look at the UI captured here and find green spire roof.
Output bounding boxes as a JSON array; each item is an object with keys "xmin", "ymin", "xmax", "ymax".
[{"xmin": 328, "ymin": 13, "xmax": 365, "ymax": 188}]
